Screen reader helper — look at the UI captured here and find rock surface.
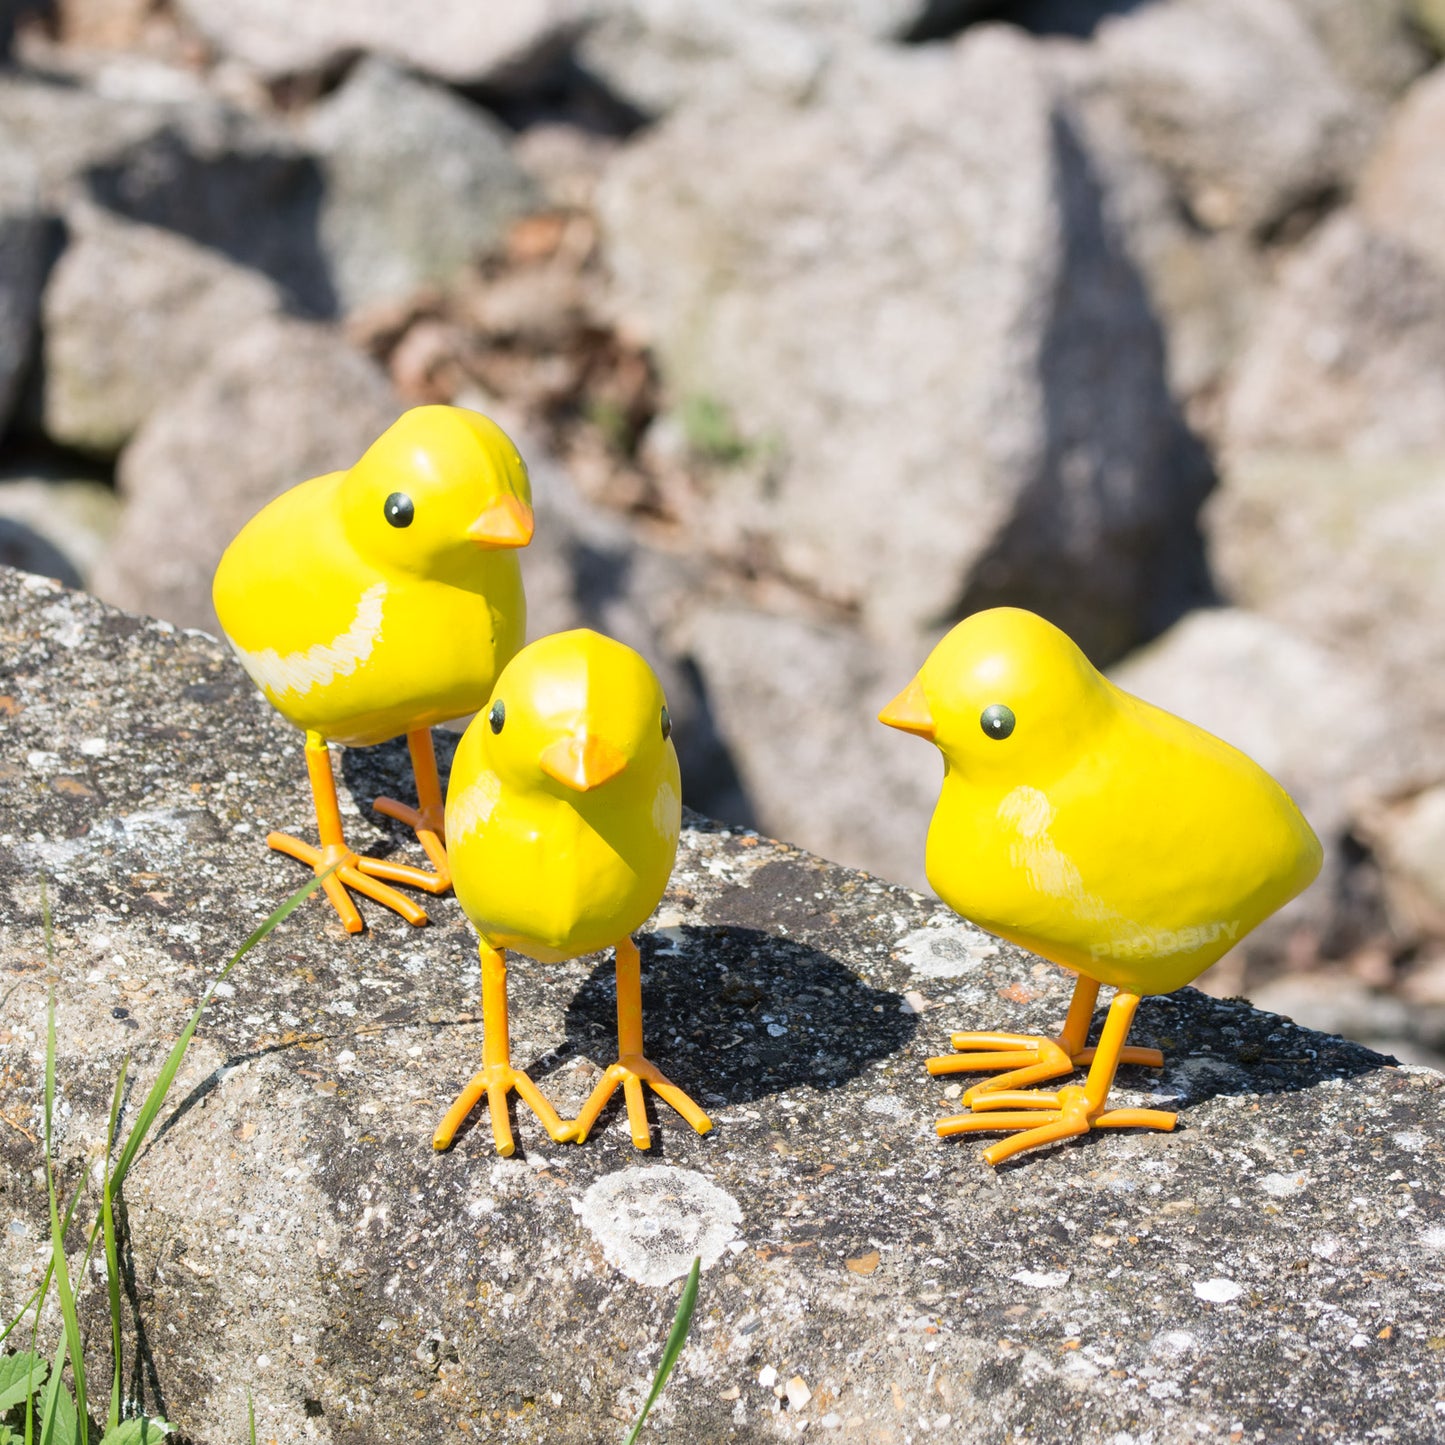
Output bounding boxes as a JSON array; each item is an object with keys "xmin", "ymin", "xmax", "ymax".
[
  {"xmin": 599, "ymin": 26, "xmax": 1212, "ymax": 662},
  {"xmin": 1223, "ymin": 214, "xmax": 1445, "ymax": 458},
  {"xmin": 0, "ymin": 64, "xmax": 335, "ymax": 315},
  {"xmin": 1205, "ymin": 451, "xmax": 1445, "ymax": 766},
  {"xmin": 89, "ymin": 314, "xmax": 401, "ymax": 630},
  {"xmin": 174, "ymin": 0, "xmax": 583, "ymax": 86},
  {"xmin": 686, "ymin": 601, "xmax": 940, "ymax": 890},
  {"xmin": 38, "ymin": 206, "xmax": 282, "ymax": 456},
  {"xmin": 2, "ymin": 570, "xmax": 1442, "ymax": 1443},
  {"xmin": 1088, "ymin": 0, "xmax": 1369, "ymax": 236},
  {"xmin": 303, "ymin": 58, "xmax": 537, "ymax": 315},
  {"xmin": 1359, "ymin": 64, "xmax": 1445, "ymax": 276}
]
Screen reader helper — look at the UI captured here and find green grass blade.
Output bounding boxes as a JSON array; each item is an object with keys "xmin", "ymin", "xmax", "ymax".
[
  {"xmin": 36, "ymin": 1347, "xmax": 78, "ymax": 1445},
  {"xmin": 623, "ymin": 1257, "xmax": 701, "ymax": 1445},
  {"xmin": 101, "ymin": 1060, "xmax": 128, "ymax": 1436},
  {"xmin": 247, "ymin": 1390, "xmax": 256, "ymax": 1445},
  {"xmin": 41, "ymin": 881, "xmax": 87, "ymax": 1438},
  {"xmin": 111, "ymin": 868, "xmax": 331, "ymax": 1195}
]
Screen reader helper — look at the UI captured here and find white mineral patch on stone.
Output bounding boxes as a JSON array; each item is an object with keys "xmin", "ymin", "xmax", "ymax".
[
  {"xmin": 1011, "ymin": 1268, "xmax": 1070, "ymax": 1289},
  {"xmin": 575, "ymin": 1165, "xmax": 741, "ymax": 1286},
  {"xmin": 1419, "ymin": 1226, "xmax": 1445, "ymax": 1253},
  {"xmin": 862, "ymin": 1094, "xmax": 907, "ymax": 1119},
  {"xmin": 1153, "ymin": 1329, "xmax": 1198, "ymax": 1356},
  {"xmin": 1192, "ymin": 1278, "xmax": 1243, "ymax": 1303},
  {"xmin": 1259, "ymin": 1171, "xmax": 1308, "ymax": 1197},
  {"xmin": 1394, "ymin": 1131, "xmax": 1427, "ymax": 1153},
  {"xmin": 894, "ymin": 923, "xmax": 999, "ymax": 980}
]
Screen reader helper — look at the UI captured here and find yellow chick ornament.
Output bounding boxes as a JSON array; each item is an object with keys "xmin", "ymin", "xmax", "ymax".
[
  {"xmin": 881, "ymin": 607, "xmax": 1322, "ymax": 1165},
  {"xmin": 214, "ymin": 405, "xmax": 532, "ymax": 934},
  {"xmin": 434, "ymin": 628, "xmax": 713, "ymax": 1156}
]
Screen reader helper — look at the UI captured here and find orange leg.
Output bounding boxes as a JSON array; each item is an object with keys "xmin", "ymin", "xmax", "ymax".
[
  {"xmin": 433, "ymin": 944, "xmax": 571, "ymax": 1156},
  {"xmin": 268, "ymin": 731, "xmax": 435, "ymax": 933},
  {"xmin": 570, "ymin": 937, "xmax": 713, "ymax": 1150},
  {"xmin": 927, "ymin": 973, "xmax": 1165, "ymax": 1104},
  {"xmin": 937, "ymin": 990, "xmax": 1177, "ymax": 1165},
  {"xmin": 370, "ymin": 727, "xmax": 451, "ymax": 893}
]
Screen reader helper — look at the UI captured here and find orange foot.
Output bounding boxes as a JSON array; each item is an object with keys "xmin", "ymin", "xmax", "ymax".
[
  {"xmin": 432, "ymin": 1060, "xmax": 572, "ymax": 1157},
  {"xmin": 927, "ymin": 1029, "xmax": 1165, "ymax": 1106},
  {"xmin": 569, "ymin": 1054, "xmax": 714, "ymax": 1151},
  {"xmin": 267, "ymin": 833, "xmax": 434, "ymax": 934},
  {"xmin": 370, "ymin": 796, "xmax": 450, "ymax": 892},
  {"xmin": 937, "ymin": 1083, "xmax": 1177, "ymax": 1166}
]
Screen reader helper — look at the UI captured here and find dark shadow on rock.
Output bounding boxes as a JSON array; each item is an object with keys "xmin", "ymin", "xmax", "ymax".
[
  {"xmin": 904, "ymin": 0, "xmax": 1155, "ymax": 43},
  {"xmin": 0, "ymin": 516, "xmax": 81, "ymax": 588},
  {"xmin": 84, "ymin": 139, "xmax": 338, "ymax": 318},
  {"xmin": 948, "ymin": 107, "xmax": 1218, "ymax": 667},
  {"xmin": 471, "ymin": 53, "xmax": 651, "ymax": 139},
  {"xmin": 116, "ymin": 1197, "xmax": 171, "ymax": 1429},
  {"xmin": 1096, "ymin": 988, "xmax": 1396, "ymax": 1108},
  {"xmin": 537, "ymin": 925, "xmax": 919, "ymax": 1109},
  {"xmin": 967, "ymin": 990, "xmax": 1397, "ymax": 1171},
  {"xmin": 338, "ymin": 727, "xmax": 461, "ymax": 858}
]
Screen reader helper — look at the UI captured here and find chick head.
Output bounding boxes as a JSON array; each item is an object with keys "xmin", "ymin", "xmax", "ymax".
[
  {"xmin": 340, "ymin": 405, "xmax": 534, "ymax": 577},
  {"xmin": 480, "ymin": 629, "xmax": 677, "ymax": 798},
  {"xmin": 879, "ymin": 607, "xmax": 1113, "ymax": 786}
]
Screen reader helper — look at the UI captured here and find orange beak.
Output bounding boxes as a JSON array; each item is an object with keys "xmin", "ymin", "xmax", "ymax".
[
  {"xmin": 466, "ymin": 495, "xmax": 534, "ymax": 549},
  {"xmin": 540, "ymin": 733, "xmax": 629, "ymax": 792},
  {"xmin": 878, "ymin": 677, "xmax": 935, "ymax": 740}
]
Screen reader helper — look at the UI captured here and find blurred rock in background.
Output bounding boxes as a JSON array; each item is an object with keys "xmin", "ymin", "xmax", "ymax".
[{"xmin": 1, "ymin": 0, "xmax": 1443, "ymax": 1063}]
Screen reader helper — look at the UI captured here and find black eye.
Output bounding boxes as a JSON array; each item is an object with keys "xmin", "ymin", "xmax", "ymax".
[
  {"xmin": 980, "ymin": 704, "xmax": 1015, "ymax": 740},
  {"xmin": 488, "ymin": 700, "xmax": 505, "ymax": 734},
  {"xmin": 384, "ymin": 492, "xmax": 414, "ymax": 528},
  {"xmin": 660, "ymin": 704, "xmax": 672, "ymax": 740}
]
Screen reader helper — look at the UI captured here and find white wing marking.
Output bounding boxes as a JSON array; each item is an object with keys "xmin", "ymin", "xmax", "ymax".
[{"xmin": 231, "ymin": 582, "xmax": 387, "ymax": 701}]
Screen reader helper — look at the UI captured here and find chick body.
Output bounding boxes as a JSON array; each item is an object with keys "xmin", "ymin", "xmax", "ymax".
[
  {"xmin": 882, "ymin": 606, "xmax": 1322, "ymax": 1163},
  {"xmin": 445, "ymin": 636, "xmax": 679, "ymax": 961},
  {"xmin": 212, "ymin": 405, "xmax": 533, "ymax": 932},
  {"xmin": 919, "ymin": 632, "xmax": 1321, "ymax": 997},
  {"xmin": 215, "ymin": 407, "xmax": 528, "ymax": 745},
  {"xmin": 437, "ymin": 628, "xmax": 707, "ymax": 1155}
]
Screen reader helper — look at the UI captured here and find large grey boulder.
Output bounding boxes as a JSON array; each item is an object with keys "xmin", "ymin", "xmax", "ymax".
[
  {"xmin": 0, "ymin": 140, "xmax": 46, "ymax": 438},
  {"xmin": 89, "ymin": 314, "xmax": 401, "ymax": 630},
  {"xmin": 1284, "ymin": 0, "xmax": 1432, "ymax": 102},
  {"xmin": 175, "ymin": 0, "xmax": 584, "ymax": 87},
  {"xmin": 686, "ymin": 601, "xmax": 940, "ymax": 890},
  {"xmin": 0, "ymin": 568, "xmax": 1438, "ymax": 1444},
  {"xmin": 303, "ymin": 58, "xmax": 537, "ymax": 315},
  {"xmin": 1359, "ymin": 65, "xmax": 1445, "ymax": 278},
  {"xmin": 1223, "ymin": 214, "xmax": 1445, "ymax": 458},
  {"xmin": 39, "ymin": 206, "xmax": 282, "ymax": 456},
  {"xmin": 1205, "ymin": 452, "xmax": 1445, "ymax": 780},
  {"xmin": 599, "ymin": 26, "xmax": 1212, "ymax": 662},
  {"xmin": 1088, "ymin": 0, "xmax": 1369, "ymax": 236},
  {"xmin": 0, "ymin": 66, "xmax": 334, "ymax": 314},
  {"xmin": 518, "ymin": 422, "xmax": 755, "ymax": 827},
  {"xmin": 576, "ymin": 0, "xmax": 1000, "ymax": 117}
]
